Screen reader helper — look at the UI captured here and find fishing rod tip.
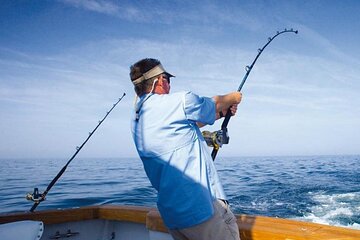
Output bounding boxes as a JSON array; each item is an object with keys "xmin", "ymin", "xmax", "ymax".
[
  {"xmin": 295, "ymin": 30, "xmax": 299, "ymax": 34},
  {"xmin": 118, "ymin": 93, "xmax": 126, "ymax": 101}
]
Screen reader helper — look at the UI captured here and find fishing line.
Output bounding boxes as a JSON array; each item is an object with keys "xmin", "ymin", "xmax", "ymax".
[
  {"xmin": 26, "ymin": 93, "xmax": 126, "ymax": 212},
  {"xmin": 203, "ymin": 29, "xmax": 299, "ymax": 160}
]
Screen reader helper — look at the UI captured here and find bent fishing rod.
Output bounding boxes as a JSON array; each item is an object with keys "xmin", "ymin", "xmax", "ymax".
[
  {"xmin": 26, "ymin": 93, "xmax": 126, "ymax": 212},
  {"xmin": 203, "ymin": 29, "xmax": 298, "ymax": 161}
]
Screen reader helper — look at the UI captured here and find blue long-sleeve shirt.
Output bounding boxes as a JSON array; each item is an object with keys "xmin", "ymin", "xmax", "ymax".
[{"xmin": 131, "ymin": 91, "xmax": 226, "ymax": 229}]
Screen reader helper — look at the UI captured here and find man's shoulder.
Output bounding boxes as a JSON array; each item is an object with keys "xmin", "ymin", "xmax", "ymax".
[
  {"xmin": 155, "ymin": 91, "xmax": 208, "ymax": 107},
  {"xmin": 157, "ymin": 91, "xmax": 194, "ymax": 101},
  {"xmin": 170, "ymin": 91, "xmax": 192, "ymax": 97},
  {"xmin": 170, "ymin": 91, "xmax": 202, "ymax": 100}
]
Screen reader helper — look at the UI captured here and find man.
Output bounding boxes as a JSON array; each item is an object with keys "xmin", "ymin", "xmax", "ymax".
[{"xmin": 130, "ymin": 58, "xmax": 242, "ymax": 240}]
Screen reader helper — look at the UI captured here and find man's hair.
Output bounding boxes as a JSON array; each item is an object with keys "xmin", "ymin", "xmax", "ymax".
[{"xmin": 130, "ymin": 58, "xmax": 161, "ymax": 96}]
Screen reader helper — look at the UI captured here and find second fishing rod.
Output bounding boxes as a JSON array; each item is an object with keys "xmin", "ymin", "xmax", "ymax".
[
  {"xmin": 202, "ymin": 29, "xmax": 298, "ymax": 160},
  {"xmin": 26, "ymin": 93, "xmax": 126, "ymax": 212}
]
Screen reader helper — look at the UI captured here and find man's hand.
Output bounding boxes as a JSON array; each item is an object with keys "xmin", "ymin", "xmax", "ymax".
[
  {"xmin": 218, "ymin": 104, "xmax": 238, "ymax": 118},
  {"xmin": 215, "ymin": 92, "xmax": 242, "ymax": 119}
]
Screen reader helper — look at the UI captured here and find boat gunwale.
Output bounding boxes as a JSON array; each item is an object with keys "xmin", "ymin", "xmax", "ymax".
[{"xmin": 1, "ymin": 205, "xmax": 359, "ymax": 240}]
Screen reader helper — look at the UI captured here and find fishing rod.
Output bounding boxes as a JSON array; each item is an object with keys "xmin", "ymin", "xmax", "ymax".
[
  {"xmin": 26, "ymin": 93, "xmax": 126, "ymax": 212},
  {"xmin": 203, "ymin": 29, "xmax": 298, "ymax": 161}
]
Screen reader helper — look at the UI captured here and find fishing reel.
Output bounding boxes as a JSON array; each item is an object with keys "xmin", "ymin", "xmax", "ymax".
[
  {"xmin": 202, "ymin": 128, "xmax": 229, "ymax": 150},
  {"xmin": 26, "ymin": 188, "xmax": 45, "ymax": 203}
]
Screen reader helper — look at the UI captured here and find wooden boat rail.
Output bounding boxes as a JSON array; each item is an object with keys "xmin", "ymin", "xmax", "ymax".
[{"xmin": 1, "ymin": 205, "xmax": 359, "ymax": 240}]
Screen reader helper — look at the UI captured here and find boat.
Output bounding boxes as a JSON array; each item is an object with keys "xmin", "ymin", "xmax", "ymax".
[{"xmin": 1, "ymin": 204, "xmax": 359, "ymax": 240}]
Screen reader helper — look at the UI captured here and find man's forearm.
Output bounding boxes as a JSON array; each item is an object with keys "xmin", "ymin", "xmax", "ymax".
[{"xmin": 212, "ymin": 92, "xmax": 242, "ymax": 113}]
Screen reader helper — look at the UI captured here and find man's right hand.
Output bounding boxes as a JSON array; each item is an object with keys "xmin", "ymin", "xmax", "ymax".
[{"xmin": 213, "ymin": 92, "xmax": 242, "ymax": 117}]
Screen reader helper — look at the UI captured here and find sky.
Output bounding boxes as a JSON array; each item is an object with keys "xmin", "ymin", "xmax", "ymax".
[{"xmin": 0, "ymin": 0, "xmax": 359, "ymax": 159}]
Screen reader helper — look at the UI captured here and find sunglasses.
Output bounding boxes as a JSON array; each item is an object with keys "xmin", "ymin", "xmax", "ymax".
[{"xmin": 162, "ymin": 74, "xmax": 171, "ymax": 84}]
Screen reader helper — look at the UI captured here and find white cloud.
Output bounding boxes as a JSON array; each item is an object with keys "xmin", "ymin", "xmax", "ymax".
[
  {"xmin": 59, "ymin": 0, "xmax": 263, "ymax": 31},
  {"xmin": 61, "ymin": 0, "xmax": 120, "ymax": 15},
  {"xmin": 2, "ymin": 34, "xmax": 359, "ymax": 116},
  {"xmin": 59, "ymin": 0, "xmax": 161, "ymax": 22}
]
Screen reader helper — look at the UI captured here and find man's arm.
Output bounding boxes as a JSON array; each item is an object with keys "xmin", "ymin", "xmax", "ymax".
[
  {"xmin": 212, "ymin": 92, "xmax": 242, "ymax": 114},
  {"xmin": 196, "ymin": 92, "xmax": 242, "ymax": 128}
]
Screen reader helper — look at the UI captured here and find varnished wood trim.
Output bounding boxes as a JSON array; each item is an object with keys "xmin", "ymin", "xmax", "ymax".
[
  {"xmin": 146, "ymin": 210, "xmax": 360, "ymax": 240},
  {"xmin": 0, "ymin": 206, "xmax": 97, "ymax": 225},
  {"xmin": 0, "ymin": 205, "xmax": 154, "ymax": 225},
  {"xmin": 146, "ymin": 210, "xmax": 168, "ymax": 233},
  {"xmin": 1, "ymin": 205, "xmax": 360, "ymax": 240},
  {"xmin": 237, "ymin": 214, "xmax": 360, "ymax": 240},
  {"xmin": 97, "ymin": 205, "xmax": 154, "ymax": 224}
]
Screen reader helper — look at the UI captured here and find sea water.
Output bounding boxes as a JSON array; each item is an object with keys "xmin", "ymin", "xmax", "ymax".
[{"xmin": 0, "ymin": 155, "xmax": 359, "ymax": 230}]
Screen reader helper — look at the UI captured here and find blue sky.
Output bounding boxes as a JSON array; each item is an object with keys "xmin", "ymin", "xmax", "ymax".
[{"xmin": 1, "ymin": 0, "xmax": 359, "ymax": 158}]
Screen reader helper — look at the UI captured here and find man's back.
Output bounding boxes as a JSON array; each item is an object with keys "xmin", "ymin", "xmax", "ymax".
[{"xmin": 131, "ymin": 91, "xmax": 226, "ymax": 229}]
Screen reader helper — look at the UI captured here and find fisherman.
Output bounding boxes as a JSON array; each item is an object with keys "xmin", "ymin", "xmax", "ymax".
[{"xmin": 130, "ymin": 58, "xmax": 242, "ymax": 240}]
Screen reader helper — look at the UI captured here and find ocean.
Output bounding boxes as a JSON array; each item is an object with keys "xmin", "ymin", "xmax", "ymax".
[{"xmin": 0, "ymin": 155, "xmax": 359, "ymax": 230}]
